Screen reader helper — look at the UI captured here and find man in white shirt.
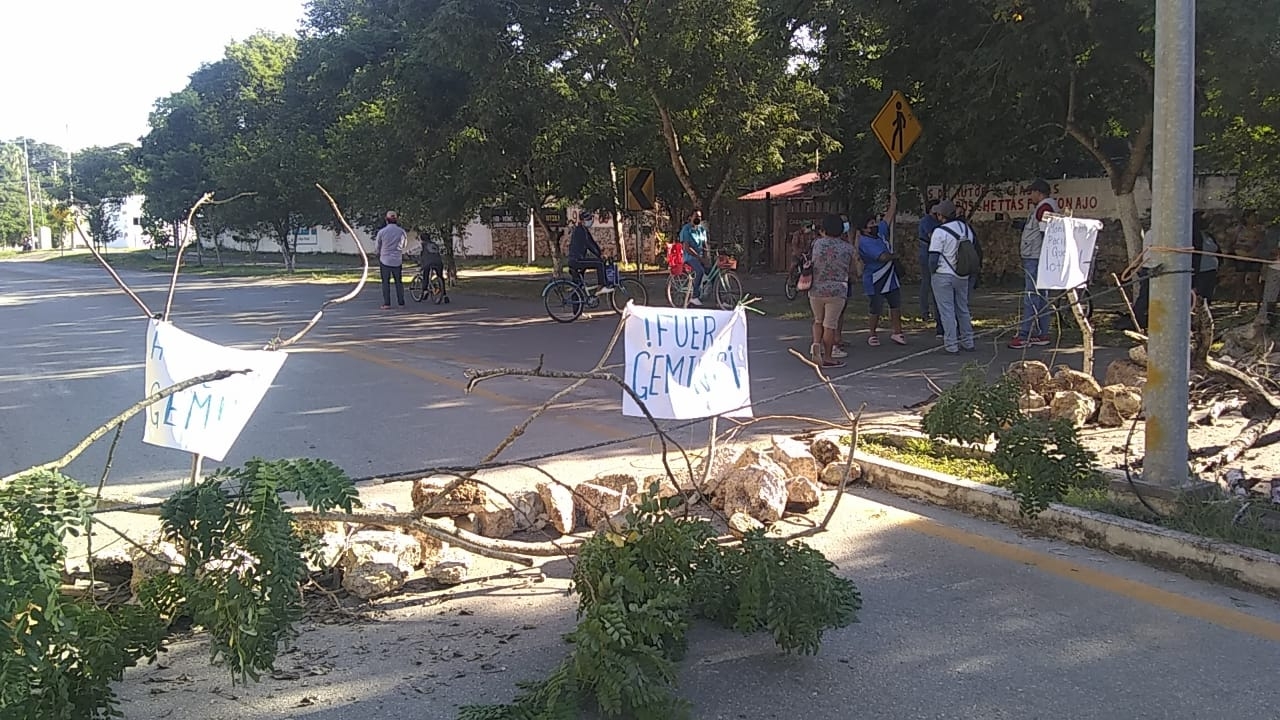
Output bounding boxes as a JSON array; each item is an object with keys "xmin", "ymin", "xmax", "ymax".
[{"xmin": 927, "ymin": 200, "xmax": 976, "ymax": 354}]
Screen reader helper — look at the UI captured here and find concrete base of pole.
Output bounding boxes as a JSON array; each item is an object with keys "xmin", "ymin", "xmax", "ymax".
[{"xmin": 1122, "ymin": 474, "xmax": 1218, "ymax": 512}]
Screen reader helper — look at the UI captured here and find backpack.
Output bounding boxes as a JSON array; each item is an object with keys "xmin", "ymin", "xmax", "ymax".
[{"xmin": 939, "ymin": 222, "xmax": 981, "ymax": 277}]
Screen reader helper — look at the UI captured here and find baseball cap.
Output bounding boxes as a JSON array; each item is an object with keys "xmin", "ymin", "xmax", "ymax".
[{"xmin": 934, "ymin": 199, "xmax": 957, "ymax": 218}]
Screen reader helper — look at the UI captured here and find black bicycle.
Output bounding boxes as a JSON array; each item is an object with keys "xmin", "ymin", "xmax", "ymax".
[{"xmin": 542, "ymin": 259, "xmax": 648, "ymax": 323}]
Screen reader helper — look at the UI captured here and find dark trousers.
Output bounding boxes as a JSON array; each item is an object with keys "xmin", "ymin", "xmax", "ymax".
[
  {"xmin": 568, "ymin": 258, "xmax": 607, "ymax": 287},
  {"xmin": 424, "ymin": 262, "xmax": 446, "ymax": 294},
  {"xmin": 381, "ymin": 263, "xmax": 404, "ymax": 305}
]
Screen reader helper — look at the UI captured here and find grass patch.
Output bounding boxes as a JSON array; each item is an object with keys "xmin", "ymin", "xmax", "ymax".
[
  {"xmin": 858, "ymin": 433, "xmax": 1280, "ymax": 556},
  {"xmin": 859, "ymin": 436, "xmax": 1009, "ymax": 486}
]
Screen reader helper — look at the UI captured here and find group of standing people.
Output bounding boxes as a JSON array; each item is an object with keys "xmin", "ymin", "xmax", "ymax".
[{"xmin": 805, "ymin": 196, "xmax": 984, "ymax": 368}]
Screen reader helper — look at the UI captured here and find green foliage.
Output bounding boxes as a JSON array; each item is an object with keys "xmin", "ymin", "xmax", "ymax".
[
  {"xmin": 0, "ymin": 470, "xmax": 164, "ymax": 720},
  {"xmin": 1, "ymin": 458, "xmax": 357, "ymax": 719},
  {"xmin": 993, "ymin": 417, "xmax": 1101, "ymax": 517},
  {"xmin": 146, "ymin": 458, "xmax": 358, "ymax": 683},
  {"xmin": 921, "ymin": 365, "xmax": 1022, "ymax": 445},
  {"xmin": 459, "ymin": 488, "xmax": 861, "ymax": 720}
]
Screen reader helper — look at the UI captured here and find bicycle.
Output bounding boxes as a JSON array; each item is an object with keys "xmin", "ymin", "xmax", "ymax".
[
  {"xmin": 784, "ymin": 252, "xmax": 811, "ymax": 301},
  {"xmin": 410, "ymin": 263, "xmax": 446, "ymax": 304},
  {"xmin": 542, "ymin": 259, "xmax": 648, "ymax": 323},
  {"xmin": 665, "ymin": 243, "xmax": 744, "ymax": 309}
]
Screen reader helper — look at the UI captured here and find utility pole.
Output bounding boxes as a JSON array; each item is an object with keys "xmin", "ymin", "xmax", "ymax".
[
  {"xmin": 22, "ymin": 137, "xmax": 36, "ymax": 246},
  {"xmin": 1143, "ymin": 0, "xmax": 1195, "ymax": 488}
]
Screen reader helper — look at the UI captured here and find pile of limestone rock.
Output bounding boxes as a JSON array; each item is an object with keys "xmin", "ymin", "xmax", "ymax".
[
  {"xmin": 78, "ymin": 438, "xmax": 861, "ymax": 603},
  {"xmin": 1007, "ymin": 351, "xmax": 1147, "ymax": 429}
]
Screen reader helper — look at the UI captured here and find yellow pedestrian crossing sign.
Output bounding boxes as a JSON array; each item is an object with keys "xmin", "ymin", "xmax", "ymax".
[{"xmin": 871, "ymin": 91, "xmax": 922, "ymax": 163}]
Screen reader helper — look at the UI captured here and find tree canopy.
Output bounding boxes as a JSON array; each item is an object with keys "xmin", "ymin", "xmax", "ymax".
[{"xmin": 13, "ymin": 0, "xmax": 1277, "ymax": 261}]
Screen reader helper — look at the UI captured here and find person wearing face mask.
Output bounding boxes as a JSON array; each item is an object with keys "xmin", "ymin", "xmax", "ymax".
[
  {"xmin": 567, "ymin": 211, "xmax": 612, "ymax": 295},
  {"xmin": 679, "ymin": 209, "xmax": 709, "ymax": 306},
  {"xmin": 853, "ymin": 195, "xmax": 905, "ymax": 346}
]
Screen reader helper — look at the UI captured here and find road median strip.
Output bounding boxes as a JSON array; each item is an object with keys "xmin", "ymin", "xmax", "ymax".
[{"xmin": 855, "ymin": 450, "xmax": 1280, "ymax": 599}]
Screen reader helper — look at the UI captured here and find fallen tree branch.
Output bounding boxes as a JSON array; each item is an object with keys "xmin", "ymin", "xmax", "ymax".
[
  {"xmin": 290, "ymin": 510, "xmax": 578, "ymax": 565},
  {"xmin": 73, "ymin": 221, "xmax": 155, "ymax": 319},
  {"xmin": 3, "ymin": 369, "xmax": 249, "ymax": 484},
  {"xmin": 266, "ymin": 185, "xmax": 371, "ymax": 351},
  {"xmin": 1189, "ymin": 301, "xmax": 1280, "ymax": 474}
]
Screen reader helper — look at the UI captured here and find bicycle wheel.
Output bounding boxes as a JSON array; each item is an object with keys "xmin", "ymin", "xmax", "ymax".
[
  {"xmin": 611, "ymin": 277, "xmax": 649, "ymax": 313},
  {"xmin": 428, "ymin": 276, "xmax": 445, "ymax": 304},
  {"xmin": 410, "ymin": 274, "xmax": 426, "ymax": 302},
  {"xmin": 784, "ymin": 266, "xmax": 799, "ymax": 301},
  {"xmin": 543, "ymin": 280, "xmax": 585, "ymax": 323},
  {"xmin": 715, "ymin": 271, "xmax": 744, "ymax": 310},
  {"xmin": 666, "ymin": 273, "xmax": 693, "ymax": 308}
]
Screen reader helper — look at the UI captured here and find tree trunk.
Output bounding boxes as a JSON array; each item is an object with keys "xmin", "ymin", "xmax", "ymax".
[
  {"xmin": 610, "ymin": 163, "xmax": 629, "ymax": 266},
  {"xmin": 442, "ymin": 224, "xmax": 458, "ymax": 284},
  {"xmin": 533, "ymin": 211, "xmax": 561, "ymax": 275},
  {"xmin": 276, "ymin": 225, "xmax": 295, "ymax": 273},
  {"xmin": 1115, "ymin": 190, "xmax": 1144, "ymax": 263}
]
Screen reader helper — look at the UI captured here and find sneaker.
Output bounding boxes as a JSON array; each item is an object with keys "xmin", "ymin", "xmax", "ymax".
[
  {"xmin": 1030, "ymin": 335, "xmax": 1052, "ymax": 346},
  {"xmin": 1008, "ymin": 337, "xmax": 1029, "ymax": 349},
  {"xmin": 961, "ymin": 346, "xmax": 977, "ymax": 352},
  {"xmin": 821, "ymin": 359, "xmax": 846, "ymax": 369},
  {"xmin": 443, "ymin": 296, "xmax": 451, "ymax": 304},
  {"xmin": 689, "ymin": 297, "xmax": 703, "ymax": 306},
  {"xmin": 831, "ymin": 346, "xmax": 849, "ymax": 359},
  {"xmin": 595, "ymin": 286, "xmax": 615, "ymax": 296},
  {"xmin": 380, "ymin": 304, "xmax": 391, "ymax": 310}
]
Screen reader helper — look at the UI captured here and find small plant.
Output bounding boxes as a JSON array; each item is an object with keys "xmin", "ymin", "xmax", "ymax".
[
  {"xmin": 1, "ymin": 458, "xmax": 359, "ymax": 720},
  {"xmin": 0, "ymin": 470, "xmax": 166, "ymax": 720},
  {"xmin": 458, "ymin": 487, "xmax": 862, "ymax": 720},
  {"xmin": 922, "ymin": 364, "xmax": 1022, "ymax": 445},
  {"xmin": 993, "ymin": 417, "xmax": 1101, "ymax": 516},
  {"xmin": 143, "ymin": 458, "xmax": 359, "ymax": 682}
]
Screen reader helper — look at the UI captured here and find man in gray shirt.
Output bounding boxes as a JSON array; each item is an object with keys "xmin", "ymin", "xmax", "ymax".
[{"xmin": 375, "ymin": 210, "xmax": 408, "ymax": 308}]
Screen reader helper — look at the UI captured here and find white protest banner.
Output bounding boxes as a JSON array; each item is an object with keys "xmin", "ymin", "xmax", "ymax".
[
  {"xmin": 1036, "ymin": 214, "xmax": 1104, "ymax": 290},
  {"xmin": 144, "ymin": 319, "xmax": 288, "ymax": 461},
  {"xmin": 622, "ymin": 303, "xmax": 752, "ymax": 420}
]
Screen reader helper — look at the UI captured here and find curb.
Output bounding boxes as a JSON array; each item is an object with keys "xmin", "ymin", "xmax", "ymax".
[{"xmin": 854, "ymin": 451, "xmax": 1280, "ymax": 597}]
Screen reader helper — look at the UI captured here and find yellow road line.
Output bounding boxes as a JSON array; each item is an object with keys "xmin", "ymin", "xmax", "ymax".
[
  {"xmin": 868, "ymin": 503, "xmax": 1280, "ymax": 643},
  {"xmin": 339, "ymin": 346, "xmax": 632, "ymax": 441}
]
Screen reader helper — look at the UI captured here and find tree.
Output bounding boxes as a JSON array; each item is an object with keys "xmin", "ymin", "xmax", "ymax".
[
  {"xmin": 71, "ymin": 144, "xmax": 141, "ymax": 248},
  {"xmin": 545, "ymin": 0, "xmax": 829, "ymax": 215}
]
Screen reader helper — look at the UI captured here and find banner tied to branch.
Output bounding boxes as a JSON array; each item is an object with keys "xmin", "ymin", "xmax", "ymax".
[
  {"xmin": 1037, "ymin": 214, "xmax": 1104, "ymax": 290},
  {"xmin": 622, "ymin": 302, "xmax": 752, "ymax": 420},
  {"xmin": 144, "ymin": 319, "xmax": 287, "ymax": 461}
]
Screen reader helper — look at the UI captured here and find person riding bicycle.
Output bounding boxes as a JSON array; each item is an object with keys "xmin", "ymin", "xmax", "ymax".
[
  {"xmin": 567, "ymin": 211, "xmax": 612, "ymax": 296},
  {"xmin": 419, "ymin": 231, "xmax": 450, "ymax": 304},
  {"xmin": 679, "ymin": 209, "xmax": 709, "ymax": 306}
]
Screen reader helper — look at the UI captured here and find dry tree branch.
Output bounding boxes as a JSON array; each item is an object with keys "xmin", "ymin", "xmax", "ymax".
[
  {"xmin": 407, "ymin": 311, "xmax": 630, "ymax": 522},
  {"xmin": 3, "ymin": 369, "xmax": 249, "ymax": 484},
  {"xmin": 162, "ymin": 192, "xmax": 254, "ymax": 322},
  {"xmin": 465, "ymin": 360, "xmax": 695, "ymax": 502},
  {"xmin": 777, "ymin": 348, "xmax": 867, "ymax": 540},
  {"xmin": 266, "ymin": 185, "xmax": 371, "ymax": 351},
  {"xmin": 289, "ymin": 509, "xmax": 568, "ymax": 565},
  {"xmin": 72, "ymin": 221, "xmax": 155, "ymax": 319}
]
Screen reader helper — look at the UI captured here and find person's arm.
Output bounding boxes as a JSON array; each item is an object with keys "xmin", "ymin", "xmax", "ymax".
[
  {"xmin": 588, "ymin": 233, "xmax": 603, "ymax": 259},
  {"xmin": 884, "ymin": 194, "xmax": 898, "ymax": 227},
  {"xmin": 679, "ymin": 224, "xmax": 692, "ymax": 245},
  {"xmin": 374, "ymin": 229, "xmax": 383, "ymax": 257},
  {"xmin": 927, "ymin": 229, "xmax": 943, "ymax": 272},
  {"xmin": 1035, "ymin": 201, "xmax": 1053, "ymax": 232}
]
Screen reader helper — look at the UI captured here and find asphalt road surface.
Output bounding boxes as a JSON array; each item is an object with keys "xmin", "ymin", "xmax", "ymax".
[{"xmin": 3, "ymin": 258, "xmax": 1278, "ymax": 720}]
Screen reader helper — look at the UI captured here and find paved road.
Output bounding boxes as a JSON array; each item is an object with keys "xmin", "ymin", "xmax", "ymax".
[
  {"xmin": 5, "ymin": 258, "xmax": 1277, "ymax": 720},
  {"xmin": 0, "ymin": 258, "xmax": 1100, "ymax": 496}
]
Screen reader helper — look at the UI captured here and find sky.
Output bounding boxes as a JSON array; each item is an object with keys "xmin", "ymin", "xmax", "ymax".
[{"xmin": 0, "ymin": 0, "xmax": 309, "ymax": 152}]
